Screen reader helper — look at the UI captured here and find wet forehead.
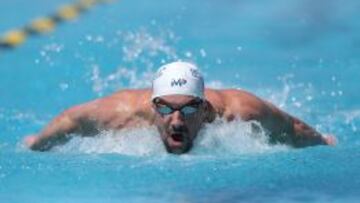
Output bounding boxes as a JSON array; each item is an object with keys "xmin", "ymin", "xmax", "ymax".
[{"xmin": 156, "ymin": 95, "xmax": 198, "ymax": 106}]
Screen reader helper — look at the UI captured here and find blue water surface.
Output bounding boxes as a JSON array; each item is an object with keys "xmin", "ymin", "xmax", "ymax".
[{"xmin": 0, "ymin": 0, "xmax": 359, "ymax": 202}]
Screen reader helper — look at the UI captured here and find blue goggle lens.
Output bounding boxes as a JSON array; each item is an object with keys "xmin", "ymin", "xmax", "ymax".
[
  {"xmin": 180, "ymin": 106, "xmax": 198, "ymax": 114},
  {"xmin": 157, "ymin": 106, "xmax": 173, "ymax": 115},
  {"xmin": 156, "ymin": 105, "xmax": 199, "ymax": 115}
]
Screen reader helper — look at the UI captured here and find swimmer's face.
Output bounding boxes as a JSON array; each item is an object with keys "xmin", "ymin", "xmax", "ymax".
[{"xmin": 152, "ymin": 95, "xmax": 206, "ymax": 154}]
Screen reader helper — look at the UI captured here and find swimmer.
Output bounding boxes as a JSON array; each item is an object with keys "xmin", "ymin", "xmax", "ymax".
[{"xmin": 24, "ymin": 61, "xmax": 336, "ymax": 154}]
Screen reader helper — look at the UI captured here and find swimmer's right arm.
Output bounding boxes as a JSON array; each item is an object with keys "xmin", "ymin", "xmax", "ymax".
[{"xmin": 24, "ymin": 105, "xmax": 88, "ymax": 151}]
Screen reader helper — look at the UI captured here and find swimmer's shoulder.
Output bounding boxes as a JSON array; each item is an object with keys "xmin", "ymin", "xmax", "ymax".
[
  {"xmin": 109, "ymin": 89, "xmax": 154, "ymax": 123},
  {"xmin": 205, "ymin": 88, "xmax": 259, "ymax": 104},
  {"xmin": 205, "ymin": 88, "xmax": 268, "ymax": 120},
  {"xmin": 111, "ymin": 88, "xmax": 152, "ymax": 99},
  {"xmin": 78, "ymin": 89, "xmax": 152, "ymax": 114},
  {"xmin": 104, "ymin": 88, "xmax": 152, "ymax": 109}
]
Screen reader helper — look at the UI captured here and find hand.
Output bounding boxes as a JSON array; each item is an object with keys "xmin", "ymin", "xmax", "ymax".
[
  {"xmin": 322, "ymin": 134, "xmax": 337, "ymax": 146},
  {"xmin": 24, "ymin": 134, "xmax": 38, "ymax": 149}
]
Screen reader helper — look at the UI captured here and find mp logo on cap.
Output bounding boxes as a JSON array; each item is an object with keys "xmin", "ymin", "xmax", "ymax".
[{"xmin": 171, "ymin": 78, "xmax": 187, "ymax": 87}]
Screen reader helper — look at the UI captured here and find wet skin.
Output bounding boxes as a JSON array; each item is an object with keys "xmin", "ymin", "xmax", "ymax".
[
  {"xmin": 152, "ymin": 95, "xmax": 207, "ymax": 154},
  {"xmin": 24, "ymin": 89, "xmax": 335, "ymax": 153}
]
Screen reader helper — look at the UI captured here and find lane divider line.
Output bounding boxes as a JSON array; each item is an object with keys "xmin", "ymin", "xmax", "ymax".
[{"xmin": 0, "ymin": 0, "xmax": 115, "ymax": 49}]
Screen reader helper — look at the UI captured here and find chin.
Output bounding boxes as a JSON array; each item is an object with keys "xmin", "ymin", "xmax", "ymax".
[
  {"xmin": 163, "ymin": 136, "xmax": 193, "ymax": 154},
  {"xmin": 166, "ymin": 145, "xmax": 192, "ymax": 154}
]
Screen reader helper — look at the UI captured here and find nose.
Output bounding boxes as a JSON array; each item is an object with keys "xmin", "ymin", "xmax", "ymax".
[{"xmin": 170, "ymin": 110, "xmax": 185, "ymax": 129}]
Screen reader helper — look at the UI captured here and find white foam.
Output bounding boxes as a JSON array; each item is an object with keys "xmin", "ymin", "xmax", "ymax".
[
  {"xmin": 53, "ymin": 119, "xmax": 288, "ymax": 156},
  {"xmin": 54, "ymin": 127, "xmax": 166, "ymax": 156},
  {"xmin": 192, "ymin": 118, "xmax": 289, "ymax": 155}
]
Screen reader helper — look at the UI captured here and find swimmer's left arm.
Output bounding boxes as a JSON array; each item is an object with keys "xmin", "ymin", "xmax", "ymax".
[
  {"xmin": 262, "ymin": 101, "xmax": 336, "ymax": 147},
  {"xmin": 228, "ymin": 90, "xmax": 336, "ymax": 147},
  {"xmin": 288, "ymin": 116, "xmax": 336, "ymax": 147}
]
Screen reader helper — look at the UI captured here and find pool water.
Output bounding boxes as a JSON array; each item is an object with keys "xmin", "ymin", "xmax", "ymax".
[{"xmin": 1, "ymin": 0, "xmax": 359, "ymax": 202}]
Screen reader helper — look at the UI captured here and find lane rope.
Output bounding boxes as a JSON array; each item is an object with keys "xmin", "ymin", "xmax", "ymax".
[{"xmin": 0, "ymin": 0, "xmax": 115, "ymax": 49}]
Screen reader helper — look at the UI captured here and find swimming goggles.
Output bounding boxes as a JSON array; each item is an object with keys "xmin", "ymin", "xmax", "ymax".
[{"xmin": 153, "ymin": 99, "xmax": 203, "ymax": 116}]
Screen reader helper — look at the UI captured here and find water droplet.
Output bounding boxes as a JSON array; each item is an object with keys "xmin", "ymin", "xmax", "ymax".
[
  {"xmin": 95, "ymin": 36, "xmax": 104, "ymax": 43},
  {"xmin": 85, "ymin": 35, "xmax": 92, "ymax": 41},
  {"xmin": 200, "ymin": 49, "xmax": 206, "ymax": 57},
  {"xmin": 59, "ymin": 83, "xmax": 69, "ymax": 91}
]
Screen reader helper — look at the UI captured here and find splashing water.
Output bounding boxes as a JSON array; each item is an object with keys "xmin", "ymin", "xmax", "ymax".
[
  {"xmin": 86, "ymin": 28, "xmax": 181, "ymax": 96},
  {"xmin": 193, "ymin": 118, "xmax": 289, "ymax": 155},
  {"xmin": 50, "ymin": 119, "xmax": 287, "ymax": 157},
  {"xmin": 2, "ymin": 1, "xmax": 360, "ymax": 202},
  {"xmin": 54, "ymin": 127, "xmax": 165, "ymax": 156},
  {"xmin": 89, "ymin": 64, "xmax": 154, "ymax": 96},
  {"xmin": 120, "ymin": 28, "xmax": 179, "ymax": 62}
]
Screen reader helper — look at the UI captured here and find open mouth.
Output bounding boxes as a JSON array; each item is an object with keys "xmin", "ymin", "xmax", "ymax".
[
  {"xmin": 171, "ymin": 132, "xmax": 185, "ymax": 142},
  {"xmin": 165, "ymin": 131, "xmax": 192, "ymax": 154}
]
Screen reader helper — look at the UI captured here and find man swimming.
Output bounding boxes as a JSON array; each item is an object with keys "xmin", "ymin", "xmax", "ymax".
[{"xmin": 24, "ymin": 61, "xmax": 335, "ymax": 154}]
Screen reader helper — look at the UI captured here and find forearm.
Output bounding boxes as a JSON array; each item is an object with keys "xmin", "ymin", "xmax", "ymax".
[
  {"xmin": 28, "ymin": 132, "xmax": 71, "ymax": 151},
  {"xmin": 262, "ymin": 100, "xmax": 331, "ymax": 147},
  {"xmin": 289, "ymin": 117, "xmax": 328, "ymax": 147},
  {"xmin": 28, "ymin": 112, "xmax": 79, "ymax": 151}
]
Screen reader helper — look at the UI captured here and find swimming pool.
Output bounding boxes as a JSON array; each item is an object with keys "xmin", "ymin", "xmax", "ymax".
[{"xmin": 1, "ymin": 0, "xmax": 359, "ymax": 202}]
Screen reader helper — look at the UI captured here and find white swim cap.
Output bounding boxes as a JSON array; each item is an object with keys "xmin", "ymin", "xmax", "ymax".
[{"xmin": 151, "ymin": 61, "xmax": 204, "ymax": 100}]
